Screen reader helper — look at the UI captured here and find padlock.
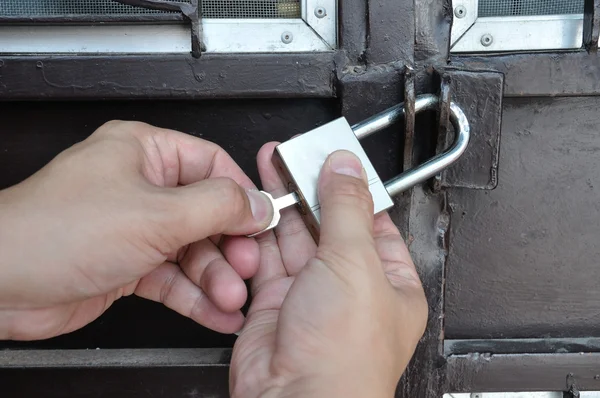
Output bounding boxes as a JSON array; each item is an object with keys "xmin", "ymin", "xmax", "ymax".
[{"xmin": 251, "ymin": 93, "xmax": 470, "ymax": 241}]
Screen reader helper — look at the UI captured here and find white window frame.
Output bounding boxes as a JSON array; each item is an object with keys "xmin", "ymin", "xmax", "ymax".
[
  {"xmin": 450, "ymin": 0, "xmax": 584, "ymax": 53},
  {"xmin": 0, "ymin": 0, "xmax": 337, "ymax": 54}
]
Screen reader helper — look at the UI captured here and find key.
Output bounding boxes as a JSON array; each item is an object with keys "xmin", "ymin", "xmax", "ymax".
[{"xmin": 247, "ymin": 191, "xmax": 301, "ymax": 237}]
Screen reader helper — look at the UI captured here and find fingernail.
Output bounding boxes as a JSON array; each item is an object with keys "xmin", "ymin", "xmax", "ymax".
[
  {"xmin": 246, "ymin": 189, "xmax": 272, "ymax": 223},
  {"xmin": 328, "ymin": 150, "xmax": 364, "ymax": 179},
  {"xmin": 234, "ymin": 322, "xmax": 245, "ymax": 336}
]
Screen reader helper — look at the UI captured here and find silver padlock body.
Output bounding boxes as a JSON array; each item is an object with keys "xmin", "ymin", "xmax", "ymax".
[{"xmin": 273, "ymin": 117, "xmax": 394, "ymax": 240}]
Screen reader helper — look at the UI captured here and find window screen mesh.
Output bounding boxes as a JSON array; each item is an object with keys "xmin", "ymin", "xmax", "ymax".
[
  {"xmin": 478, "ymin": 0, "xmax": 584, "ymax": 17},
  {"xmin": 0, "ymin": 0, "xmax": 185, "ymax": 16},
  {"xmin": 202, "ymin": 0, "xmax": 300, "ymax": 18},
  {"xmin": 0, "ymin": 0, "xmax": 301, "ymax": 19}
]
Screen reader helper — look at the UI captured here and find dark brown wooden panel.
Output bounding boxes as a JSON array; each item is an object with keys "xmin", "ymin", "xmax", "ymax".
[{"xmin": 445, "ymin": 97, "xmax": 600, "ymax": 339}]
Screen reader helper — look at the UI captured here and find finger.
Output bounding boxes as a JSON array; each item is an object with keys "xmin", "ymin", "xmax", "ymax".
[
  {"xmin": 256, "ymin": 142, "xmax": 317, "ymax": 275},
  {"xmin": 158, "ymin": 177, "xmax": 273, "ymax": 249},
  {"xmin": 246, "ymin": 143, "xmax": 290, "ymax": 295},
  {"xmin": 316, "ymin": 150, "xmax": 379, "ymax": 274},
  {"xmin": 106, "ymin": 122, "xmax": 263, "ymax": 259},
  {"xmin": 135, "ymin": 262, "xmax": 244, "ymax": 334},
  {"xmin": 155, "ymin": 126, "xmax": 260, "ymax": 270},
  {"xmin": 220, "ymin": 236, "xmax": 261, "ymax": 280},
  {"xmin": 373, "ymin": 212, "xmax": 422, "ymax": 289},
  {"xmin": 251, "ymin": 232, "xmax": 287, "ymax": 296},
  {"xmin": 180, "ymin": 239, "xmax": 248, "ymax": 312},
  {"xmin": 109, "ymin": 122, "xmax": 254, "ymax": 188}
]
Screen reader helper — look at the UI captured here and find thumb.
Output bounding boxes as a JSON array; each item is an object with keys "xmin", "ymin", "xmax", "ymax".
[
  {"xmin": 316, "ymin": 150, "xmax": 378, "ymax": 273},
  {"xmin": 160, "ymin": 177, "xmax": 273, "ymax": 248}
]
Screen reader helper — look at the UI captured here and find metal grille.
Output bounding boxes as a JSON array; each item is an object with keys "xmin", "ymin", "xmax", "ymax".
[
  {"xmin": 202, "ymin": 0, "xmax": 300, "ymax": 19},
  {"xmin": 0, "ymin": 1, "xmax": 185, "ymax": 16},
  {"xmin": 478, "ymin": 0, "xmax": 584, "ymax": 17},
  {"xmin": 0, "ymin": 0, "xmax": 301, "ymax": 19}
]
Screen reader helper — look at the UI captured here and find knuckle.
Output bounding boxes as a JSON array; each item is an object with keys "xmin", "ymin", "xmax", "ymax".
[
  {"xmin": 159, "ymin": 269, "xmax": 179, "ymax": 304},
  {"xmin": 204, "ymin": 139, "xmax": 223, "ymax": 154},
  {"xmin": 95, "ymin": 120, "xmax": 151, "ymax": 138},
  {"xmin": 189, "ymin": 293, "xmax": 207, "ymax": 321},
  {"xmin": 95, "ymin": 120, "xmax": 128, "ymax": 135}
]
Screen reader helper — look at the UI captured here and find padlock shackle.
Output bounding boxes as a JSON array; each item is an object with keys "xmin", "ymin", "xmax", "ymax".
[{"xmin": 351, "ymin": 94, "xmax": 470, "ymax": 197}]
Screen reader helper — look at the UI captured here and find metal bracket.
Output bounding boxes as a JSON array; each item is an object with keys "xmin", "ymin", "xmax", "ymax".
[
  {"xmin": 435, "ymin": 68, "xmax": 504, "ymax": 190},
  {"xmin": 337, "ymin": 63, "xmax": 503, "ymax": 191}
]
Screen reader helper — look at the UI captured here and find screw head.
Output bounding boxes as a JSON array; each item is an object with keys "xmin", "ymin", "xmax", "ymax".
[
  {"xmin": 314, "ymin": 6, "xmax": 327, "ymax": 18},
  {"xmin": 281, "ymin": 31, "xmax": 293, "ymax": 44},
  {"xmin": 454, "ymin": 5, "xmax": 467, "ymax": 18},
  {"xmin": 480, "ymin": 34, "xmax": 493, "ymax": 47}
]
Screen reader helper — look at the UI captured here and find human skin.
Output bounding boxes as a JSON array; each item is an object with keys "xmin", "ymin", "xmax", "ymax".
[
  {"xmin": 0, "ymin": 121, "xmax": 427, "ymax": 397},
  {"xmin": 0, "ymin": 120, "xmax": 274, "ymax": 339},
  {"xmin": 229, "ymin": 145, "xmax": 428, "ymax": 397}
]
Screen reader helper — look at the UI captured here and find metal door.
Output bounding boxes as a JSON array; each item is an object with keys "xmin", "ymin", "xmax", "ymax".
[{"xmin": 1, "ymin": 0, "xmax": 599, "ymax": 396}]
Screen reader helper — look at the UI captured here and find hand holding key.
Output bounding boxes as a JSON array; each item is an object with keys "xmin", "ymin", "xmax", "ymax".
[
  {"xmin": 230, "ymin": 145, "xmax": 429, "ymax": 398},
  {"xmin": 0, "ymin": 121, "xmax": 273, "ymax": 340}
]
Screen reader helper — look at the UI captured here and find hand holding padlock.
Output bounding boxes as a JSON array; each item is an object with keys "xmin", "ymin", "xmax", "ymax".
[{"xmin": 249, "ymin": 94, "xmax": 470, "ymax": 241}]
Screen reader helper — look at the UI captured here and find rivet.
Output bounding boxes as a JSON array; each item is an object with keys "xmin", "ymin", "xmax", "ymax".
[
  {"xmin": 480, "ymin": 34, "xmax": 493, "ymax": 47},
  {"xmin": 314, "ymin": 6, "xmax": 326, "ymax": 18},
  {"xmin": 281, "ymin": 31, "xmax": 293, "ymax": 44},
  {"xmin": 454, "ymin": 5, "xmax": 467, "ymax": 18}
]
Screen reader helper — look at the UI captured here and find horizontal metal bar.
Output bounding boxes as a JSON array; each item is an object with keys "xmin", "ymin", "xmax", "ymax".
[
  {"xmin": 1, "ymin": 364, "xmax": 231, "ymax": 396},
  {"xmin": 445, "ymin": 338, "xmax": 600, "ymax": 356},
  {"xmin": 447, "ymin": 353, "xmax": 600, "ymax": 393},
  {"xmin": 0, "ymin": 348, "xmax": 231, "ymax": 368},
  {"xmin": 0, "ymin": 53, "xmax": 336, "ymax": 100}
]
